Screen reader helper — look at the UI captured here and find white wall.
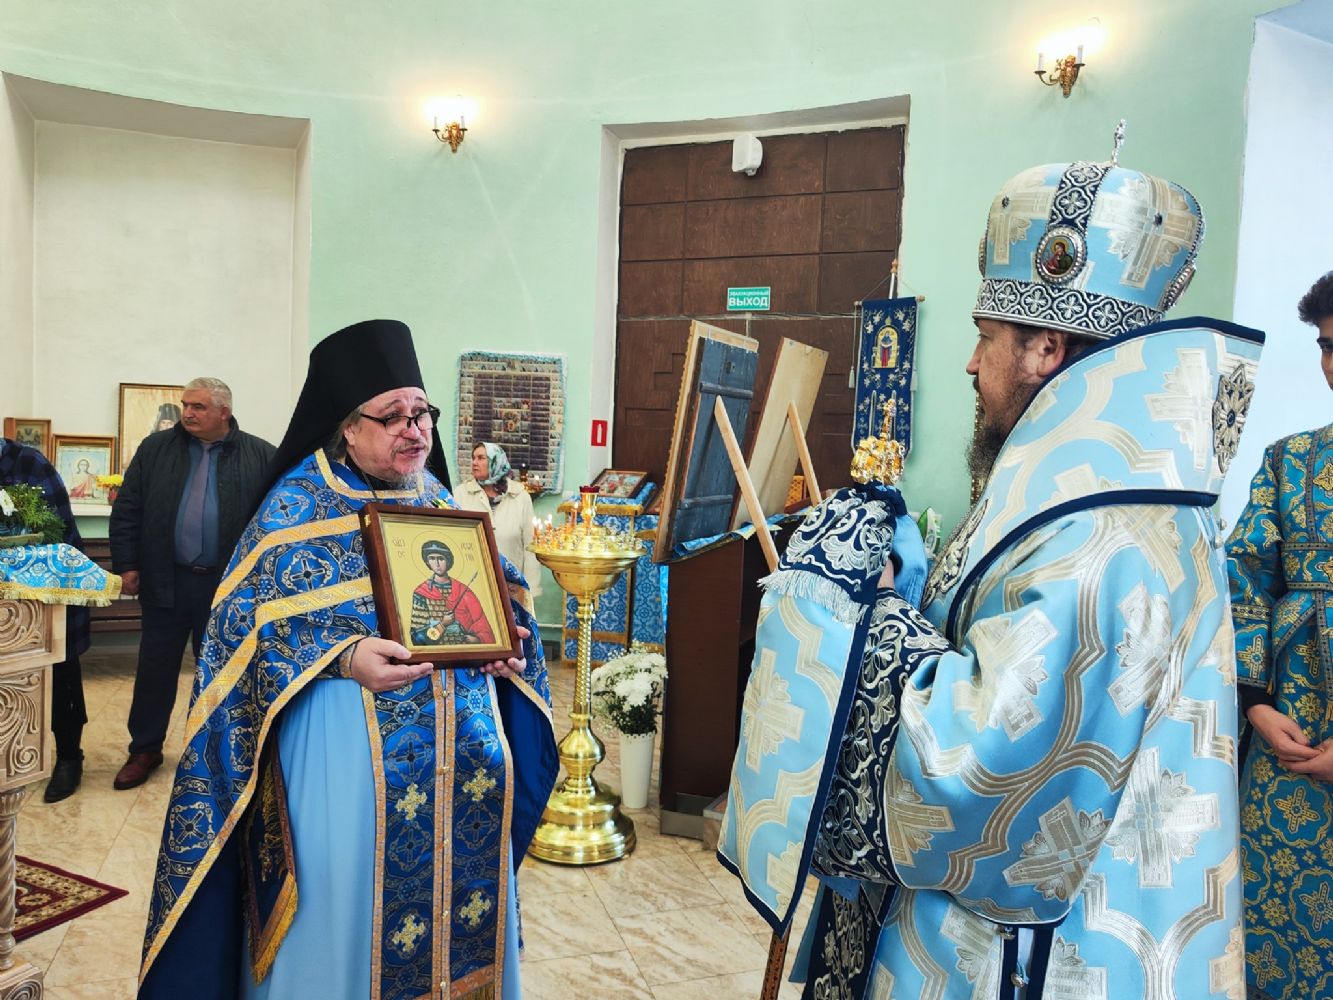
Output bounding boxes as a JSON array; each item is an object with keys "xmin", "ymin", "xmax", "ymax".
[
  {"xmin": 32, "ymin": 121, "xmax": 299, "ymax": 450},
  {"xmin": 289, "ymin": 125, "xmax": 312, "ymax": 403},
  {"xmin": 0, "ymin": 78, "xmax": 34, "ymax": 413},
  {"xmin": 1223, "ymin": 16, "xmax": 1333, "ymax": 524}
]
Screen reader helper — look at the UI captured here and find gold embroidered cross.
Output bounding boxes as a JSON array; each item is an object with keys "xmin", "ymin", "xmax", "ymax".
[
  {"xmin": 395, "ymin": 782, "xmax": 427, "ymax": 823},
  {"xmin": 1299, "ymin": 880, "xmax": 1333, "ymax": 933},
  {"xmin": 463, "ymin": 768, "xmax": 498, "ymax": 803},
  {"xmin": 1236, "ymin": 634, "xmax": 1265, "ymax": 678},
  {"xmin": 1249, "ymin": 940, "xmax": 1284, "ymax": 990},
  {"xmin": 1276, "ymin": 786, "xmax": 1320, "ymax": 834},
  {"xmin": 391, "ymin": 913, "xmax": 428, "ymax": 954},
  {"xmin": 459, "ymin": 890, "xmax": 493, "ymax": 929}
]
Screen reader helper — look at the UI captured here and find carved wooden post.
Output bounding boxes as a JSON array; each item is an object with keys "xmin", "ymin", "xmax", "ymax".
[{"xmin": 0, "ymin": 598, "xmax": 61, "ymax": 999}]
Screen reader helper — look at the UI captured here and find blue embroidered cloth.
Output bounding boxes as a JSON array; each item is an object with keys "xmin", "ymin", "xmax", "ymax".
[
  {"xmin": 853, "ymin": 297, "xmax": 918, "ymax": 453},
  {"xmin": 0, "ymin": 542, "xmax": 120, "ymax": 605},
  {"xmin": 717, "ymin": 484, "xmax": 908, "ymax": 933},
  {"xmin": 672, "ymin": 512, "xmax": 793, "ymax": 560}
]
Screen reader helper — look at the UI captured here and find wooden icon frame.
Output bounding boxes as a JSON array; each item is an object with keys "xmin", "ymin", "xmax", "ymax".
[{"xmin": 359, "ymin": 503, "xmax": 521, "ymax": 666}]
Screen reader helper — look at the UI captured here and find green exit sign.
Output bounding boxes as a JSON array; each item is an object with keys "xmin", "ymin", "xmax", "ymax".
[{"xmin": 726, "ymin": 286, "xmax": 771, "ymax": 311}]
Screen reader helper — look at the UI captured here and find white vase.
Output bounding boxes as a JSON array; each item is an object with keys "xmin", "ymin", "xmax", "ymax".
[{"xmin": 617, "ymin": 730, "xmax": 656, "ymax": 809}]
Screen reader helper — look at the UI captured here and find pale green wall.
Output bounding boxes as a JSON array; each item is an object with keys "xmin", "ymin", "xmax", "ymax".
[
  {"xmin": 0, "ymin": 77, "xmax": 34, "ymax": 414},
  {"xmin": 0, "ymin": 0, "xmax": 1286, "ymax": 625}
]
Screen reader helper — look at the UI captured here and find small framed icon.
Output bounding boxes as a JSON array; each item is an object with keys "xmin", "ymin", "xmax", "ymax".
[
  {"xmin": 3, "ymin": 417, "xmax": 52, "ymax": 458},
  {"xmin": 590, "ymin": 468, "xmax": 648, "ymax": 499},
  {"xmin": 52, "ymin": 435, "xmax": 117, "ymax": 505}
]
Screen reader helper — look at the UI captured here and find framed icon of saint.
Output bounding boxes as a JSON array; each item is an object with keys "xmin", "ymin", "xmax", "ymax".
[
  {"xmin": 360, "ymin": 504, "xmax": 522, "ymax": 665},
  {"xmin": 589, "ymin": 468, "xmax": 648, "ymax": 499}
]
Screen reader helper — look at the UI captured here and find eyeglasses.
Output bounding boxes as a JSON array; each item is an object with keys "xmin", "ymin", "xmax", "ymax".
[{"xmin": 359, "ymin": 405, "xmax": 440, "ymax": 436}]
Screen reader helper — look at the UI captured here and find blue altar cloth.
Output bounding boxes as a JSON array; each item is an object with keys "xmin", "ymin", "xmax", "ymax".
[{"xmin": 0, "ymin": 542, "xmax": 120, "ymax": 605}]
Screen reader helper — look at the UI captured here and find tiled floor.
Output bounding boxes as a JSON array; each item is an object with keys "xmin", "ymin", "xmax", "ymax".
[{"xmin": 20, "ymin": 648, "xmax": 810, "ymax": 999}]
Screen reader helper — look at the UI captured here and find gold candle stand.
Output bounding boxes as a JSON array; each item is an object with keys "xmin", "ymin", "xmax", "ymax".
[{"xmin": 527, "ymin": 500, "xmax": 644, "ymax": 865}]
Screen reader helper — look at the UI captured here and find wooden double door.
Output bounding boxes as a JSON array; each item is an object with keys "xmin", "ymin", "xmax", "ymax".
[{"xmin": 611, "ymin": 126, "xmax": 905, "ymax": 492}]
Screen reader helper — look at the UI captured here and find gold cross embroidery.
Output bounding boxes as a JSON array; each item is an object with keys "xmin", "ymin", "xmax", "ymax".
[
  {"xmin": 1237, "ymin": 634, "xmax": 1266, "ymax": 678},
  {"xmin": 463, "ymin": 768, "xmax": 498, "ymax": 804},
  {"xmin": 1299, "ymin": 880, "xmax": 1333, "ymax": 933},
  {"xmin": 390, "ymin": 913, "xmax": 428, "ymax": 955},
  {"xmin": 1276, "ymin": 786, "xmax": 1320, "ymax": 834},
  {"xmin": 395, "ymin": 782, "xmax": 428, "ymax": 823},
  {"xmin": 459, "ymin": 890, "xmax": 493, "ymax": 929}
]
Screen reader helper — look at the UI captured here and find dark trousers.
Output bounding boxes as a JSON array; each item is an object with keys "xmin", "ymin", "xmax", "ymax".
[
  {"xmin": 52, "ymin": 649, "xmax": 86, "ymax": 760},
  {"xmin": 127, "ymin": 566, "xmax": 219, "ymax": 755}
]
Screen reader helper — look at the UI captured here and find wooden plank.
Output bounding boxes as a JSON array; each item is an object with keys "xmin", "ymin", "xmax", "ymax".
[
  {"xmin": 684, "ymin": 196, "xmax": 823, "ymax": 258},
  {"xmin": 88, "ymin": 618, "xmax": 144, "ymax": 633},
  {"xmin": 622, "ymin": 143, "xmax": 689, "ymax": 205},
  {"xmin": 654, "ymin": 321, "xmax": 759, "ymax": 562},
  {"xmin": 787, "ymin": 402, "xmax": 822, "ymax": 503},
  {"xmin": 713, "ymin": 398, "xmax": 778, "ymax": 572},
  {"xmin": 732, "ymin": 338, "xmax": 827, "ymax": 530}
]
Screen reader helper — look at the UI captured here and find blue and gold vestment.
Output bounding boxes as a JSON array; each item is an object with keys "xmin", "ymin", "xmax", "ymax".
[
  {"xmin": 139, "ymin": 450, "xmax": 558, "ymax": 1000},
  {"xmin": 1229, "ymin": 425, "xmax": 1333, "ymax": 1000},
  {"xmin": 723, "ymin": 318, "xmax": 1263, "ymax": 999}
]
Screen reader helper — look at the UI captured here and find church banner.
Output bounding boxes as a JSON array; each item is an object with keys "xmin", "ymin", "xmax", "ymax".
[{"xmin": 852, "ymin": 297, "xmax": 918, "ymax": 455}]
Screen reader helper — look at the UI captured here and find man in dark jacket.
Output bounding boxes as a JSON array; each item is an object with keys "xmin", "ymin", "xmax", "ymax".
[
  {"xmin": 110, "ymin": 377, "xmax": 274, "ymax": 789},
  {"xmin": 0, "ymin": 438, "xmax": 91, "ymax": 802}
]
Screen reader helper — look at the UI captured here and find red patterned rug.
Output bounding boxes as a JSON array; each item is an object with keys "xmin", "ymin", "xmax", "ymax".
[{"xmin": 15, "ymin": 856, "xmax": 128, "ymax": 940}]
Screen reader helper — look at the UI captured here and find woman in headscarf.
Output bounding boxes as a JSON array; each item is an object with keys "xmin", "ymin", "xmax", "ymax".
[{"xmin": 455, "ymin": 441, "xmax": 541, "ymax": 596}]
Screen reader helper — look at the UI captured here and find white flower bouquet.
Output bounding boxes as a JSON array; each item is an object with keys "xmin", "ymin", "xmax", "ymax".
[{"xmin": 590, "ymin": 646, "xmax": 668, "ymax": 736}]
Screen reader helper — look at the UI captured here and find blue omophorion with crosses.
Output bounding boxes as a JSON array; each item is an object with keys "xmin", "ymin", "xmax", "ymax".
[{"xmin": 853, "ymin": 297, "xmax": 919, "ymax": 453}]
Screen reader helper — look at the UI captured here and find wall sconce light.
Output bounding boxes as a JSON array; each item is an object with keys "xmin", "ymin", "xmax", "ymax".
[
  {"xmin": 1034, "ymin": 19, "xmax": 1105, "ymax": 98},
  {"xmin": 427, "ymin": 95, "xmax": 474, "ymax": 153}
]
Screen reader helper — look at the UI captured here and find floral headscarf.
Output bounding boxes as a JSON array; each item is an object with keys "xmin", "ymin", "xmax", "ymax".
[{"xmin": 477, "ymin": 442, "xmax": 512, "ymax": 486}]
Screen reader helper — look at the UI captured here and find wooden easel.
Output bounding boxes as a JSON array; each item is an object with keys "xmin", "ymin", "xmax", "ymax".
[
  {"xmin": 731, "ymin": 338, "xmax": 827, "ymax": 532},
  {"xmin": 711, "ymin": 394, "xmax": 817, "ymax": 1000},
  {"xmin": 712, "ymin": 397, "xmax": 821, "ymax": 572}
]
